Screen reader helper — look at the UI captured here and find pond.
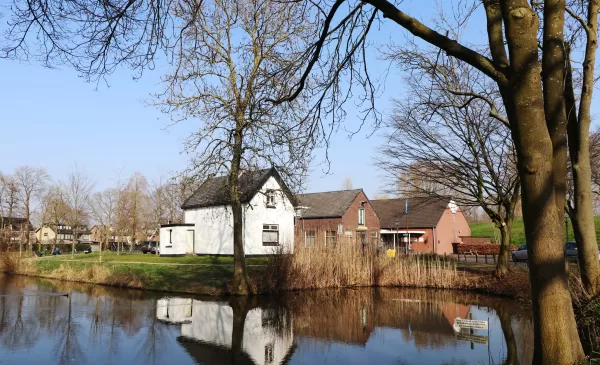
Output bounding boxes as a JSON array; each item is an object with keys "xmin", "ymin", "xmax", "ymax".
[{"xmin": 0, "ymin": 274, "xmax": 533, "ymax": 365}]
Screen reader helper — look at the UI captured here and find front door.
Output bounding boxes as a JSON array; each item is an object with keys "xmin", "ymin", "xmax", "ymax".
[
  {"xmin": 186, "ymin": 230, "xmax": 194, "ymax": 253},
  {"xmin": 356, "ymin": 231, "xmax": 367, "ymax": 245}
]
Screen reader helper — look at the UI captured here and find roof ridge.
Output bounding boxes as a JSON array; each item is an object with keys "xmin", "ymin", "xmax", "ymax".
[{"xmin": 298, "ymin": 188, "xmax": 363, "ymax": 196}]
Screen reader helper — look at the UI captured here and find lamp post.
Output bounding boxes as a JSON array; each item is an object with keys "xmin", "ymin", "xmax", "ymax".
[
  {"xmin": 565, "ymin": 215, "xmax": 569, "ymax": 242},
  {"xmin": 394, "ymin": 218, "xmax": 399, "ymax": 252}
]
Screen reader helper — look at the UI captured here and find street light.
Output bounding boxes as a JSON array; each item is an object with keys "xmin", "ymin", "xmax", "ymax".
[{"xmin": 565, "ymin": 215, "xmax": 569, "ymax": 242}]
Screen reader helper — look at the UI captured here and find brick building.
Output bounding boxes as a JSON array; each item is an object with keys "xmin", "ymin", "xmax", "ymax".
[
  {"xmin": 295, "ymin": 189, "xmax": 380, "ymax": 248},
  {"xmin": 370, "ymin": 198, "xmax": 471, "ymax": 255}
]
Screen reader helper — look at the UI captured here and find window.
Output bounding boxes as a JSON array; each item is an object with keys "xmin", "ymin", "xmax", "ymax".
[
  {"xmin": 169, "ymin": 229, "xmax": 173, "ymax": 244},
  {"xmin": 371, "ymin": 232, "xmax": 377, "ymax": 238},
  {"xmin": 305, "ymin": 231, "xmax": 315, "ymax": 247},
  {"xmin": 266, "ymin": 190, "xmax": 276, "ymax": 207},
  {"xmin": 337, "ymin": 223, "xmax": 343, "ymax": 235},
  {"xmin": 43, "ymin": 233, "xmax": 48, "ymax": 237},
  {"xmin": 265, "ymin": 343, "xmax": 274, "ymax": 364},
  {"xmin": 358, "ymin": 208, "xmax": 366, "ymax": 226},
  {"xmin": 325, "ymin": 231, "xmax": 336, "ymax": 247},
  {"xmin": 262, "ymin": 224, "xmax": 279, "ymax": 246}
]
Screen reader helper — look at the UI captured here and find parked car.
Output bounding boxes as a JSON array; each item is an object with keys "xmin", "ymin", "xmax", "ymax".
[
  {"xmin": 141, "ymin": 242, "xmax": 157, "ymax": 254},
  {"xmin": 566, "ymin": 241, "xmax": 578, "ymax": 260},
  {"xmin": 512, "ymin": 244, "xmax": 528, "ymax": 263},
  {"xmin": 513, "ymin": 242, "xmax": 600, "ymax": 263}
]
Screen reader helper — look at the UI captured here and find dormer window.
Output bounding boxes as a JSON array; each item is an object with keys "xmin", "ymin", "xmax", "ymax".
[{"xmin": 266, "ymin": 190, "xmax": 276, "ymax": 208}]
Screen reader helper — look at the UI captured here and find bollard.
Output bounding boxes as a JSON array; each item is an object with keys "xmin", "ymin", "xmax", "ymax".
[
  {"xmin": 485, "ymin": 254, "xmax": 488, "ymax": 264},
  {"xmin": 475, "ymin": 253, "xmax": 478, "ymax": 263}
]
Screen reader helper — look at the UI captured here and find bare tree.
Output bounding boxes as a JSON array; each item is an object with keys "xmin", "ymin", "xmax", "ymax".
[
  {"xmin": 119, "ymin": 173, "xmax": 150, "ymax": 251},
  {"xmin": 377, "ymin": 55, "xmax": 519, "ymax": 277},
  {"xmin": 341, "ymin": 177, "xmax": 353, "ymax": 190},
  {"xmin": 89, "ymin": 188, "xmax": 119, "ymax": 263},
  {"xmin": 61, "ymin": 166, "xmax": 94, "ymax": 258},
  {"xmin": 39, "ymin": 185, "xmax": 71, "ymax": 251},
  {"xmin": 156, "ymin": 0, "xmax": 317, "ymax": 294},
  {"xmin": 13, "ymin": 166, "xmax": 49, "ymax": 255},
  {"xmin": 274, "ymin": 0, "xmax": 600, "ymax": 361}
]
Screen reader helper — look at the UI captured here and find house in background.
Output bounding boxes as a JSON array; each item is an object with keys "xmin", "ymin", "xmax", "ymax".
[
  {"xmin": 0, "ymin": 216, "xmax": 35, "ymax": 244},
  {"xmin": 36, "ymin": 224, "xmax": 90, "ymax": 245},
  {"xmin": 295, "ymin": 189, "xmax": 380, "ymax": 248},
  {"xmin": 370, "ymin": 198, "xmax": 471, "ymax": 255},
  {"xmin": 160, "ymin": 167, "xmax": 296, "ymax": 256}
]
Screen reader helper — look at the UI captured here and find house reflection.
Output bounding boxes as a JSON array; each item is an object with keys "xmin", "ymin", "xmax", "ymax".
[
  {"xmin": 156, "ymin": 298, "xmax": 295, "ymax": 365},
  {"xmin": 155, "ymin": 289, "xmax": 533, "ymax": 365}
]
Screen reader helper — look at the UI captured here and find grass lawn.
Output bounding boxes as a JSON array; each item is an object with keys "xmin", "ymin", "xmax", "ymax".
[
  {"xmin": 36, "ymin": 252, "xmax": 269, "ymax": 265},
  {"xmin": 470, "ymin": 216, "xmax": 600, "ymax": 246},
  {"xmin": 31, "ymin": 253, "xmax": 270, "ymax": 294}
]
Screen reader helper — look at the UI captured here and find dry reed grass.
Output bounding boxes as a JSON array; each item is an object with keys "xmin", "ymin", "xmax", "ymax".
[
  {"xmin": 0, "ymin": 253, "xmax": 35, "ymax": 274},
  {"xmin": 261, "ymin": 244, "xmax": 467, "ymax": 292}
]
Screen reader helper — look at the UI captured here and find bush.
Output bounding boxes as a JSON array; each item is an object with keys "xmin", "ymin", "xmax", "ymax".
[{"xmin": 455, "ymin": 243, "xmax": 518, "ymax": 255}]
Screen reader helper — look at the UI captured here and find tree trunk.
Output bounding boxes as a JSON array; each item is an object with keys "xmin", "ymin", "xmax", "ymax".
[
  {"xmin": 24, "ymin": 198, "xmax": 31, "ymax": 253},
  {"xmin": 565, "ymin": 44, "xmax": 600, "ymax": 297},
  {"xmin": 497, "ymin": 307, "xmax": 520, "ymax": 365},
  {"xmin": 495, "ymin": 220, "xmax": 511, "ymax": 277},
  {"xmin": 229, "ymin": 296, "xmax": 250, "ymax": 365},
  {"xmin": 229, "ymin": 121, "xmax": 250, "ymax": 295},
  {"xmin": 500, "ymin": 2, "xmax": 585, "ymax": 363}
]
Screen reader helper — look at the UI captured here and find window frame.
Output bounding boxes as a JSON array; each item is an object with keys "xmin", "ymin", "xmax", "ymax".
[
  {"xmin": 265, "ymin": 190, "xmax": 276, "ymax": 208},
  {"xmin": 358, "ymin": 208, "xmax": 366, "ymax": 226},
  {"xmin": 325, "ymin": 231, "xmax": 336, "ymax": 247},
  {"xmin": 304, "ymin": 231, "xmax": 316, "ymax": 247},
  {"xmin": 262, "ymin": 224, "xmax": 279, "ymax": 246}
]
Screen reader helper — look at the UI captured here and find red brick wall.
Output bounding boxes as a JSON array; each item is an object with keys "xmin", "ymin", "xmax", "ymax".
[{"xmin": 295, "ymin": 191, "xmax": 381, "ymax": 247}]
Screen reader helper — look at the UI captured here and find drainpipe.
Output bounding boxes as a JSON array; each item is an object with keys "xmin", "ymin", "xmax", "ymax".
[{"xmin": 433, "ymin": 227, "xmax": 437, "ymax": 255}]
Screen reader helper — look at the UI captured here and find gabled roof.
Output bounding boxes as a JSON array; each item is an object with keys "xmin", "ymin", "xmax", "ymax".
[
  {"xmin": 370, "ymin": 197, "xmax": 450, "ymax": 229},
  {"xmin": 296, "ymin": 189, "xmax": 364, "ymax": 219},
  {"xmin": 181, "ymin": 167, "xmax": 295, "ymax": 210}
]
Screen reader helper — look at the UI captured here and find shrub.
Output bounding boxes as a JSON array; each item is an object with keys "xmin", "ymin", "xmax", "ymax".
[{"xmin": 455, "ymin": 243, "xmax": 518, "ymax": 255}]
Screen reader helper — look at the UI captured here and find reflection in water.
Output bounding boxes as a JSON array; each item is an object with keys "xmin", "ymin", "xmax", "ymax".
[{"xmin": 0, "ymin": 274, "xmax": 533, "ymax": 365}]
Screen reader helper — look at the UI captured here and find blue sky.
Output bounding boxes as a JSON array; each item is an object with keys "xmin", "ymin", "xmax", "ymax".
[
  {"xmin": 0, "ymin": 59, "xmax": 391, "ymax": 196},
  {"xmin": 1, "ymin": 1, "xmax": 597, "ymax": 199}
]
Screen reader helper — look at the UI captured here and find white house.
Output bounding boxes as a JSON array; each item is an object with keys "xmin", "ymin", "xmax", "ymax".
[
  {"xmin": 156, "ymin": 297, "xmax": 294, "ymax": 365},
  {"xmin": 159, "ymin": 167, "xmax": 296, "ymax": 256}
]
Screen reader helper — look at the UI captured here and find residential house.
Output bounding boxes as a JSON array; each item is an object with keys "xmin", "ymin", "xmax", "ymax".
[
  {"xmin": 0, "ymin": 216, "xmax": 35, "ymax": 244},
  {"xmin": 160, "ymin": 167, "xmax": 295, "ymax": 256},
  {"xmin": 370, "ymin": 198, "xmax": 471, "ymax": 255},
  {"xmin": 295, "ymin": 189, "xmax": 380, "ymax": 248},
  {"xmin": 36, "ymin": 224, "xmax": 90, "ymax": 245},
  {"xmin": 157, "ymin": 297, "xmax": 295, "ymax": 365}
]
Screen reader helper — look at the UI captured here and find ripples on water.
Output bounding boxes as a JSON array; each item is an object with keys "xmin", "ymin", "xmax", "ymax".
[{"xmin": 0, "ymin": 274, "xmax": 533, "ymax": 365}]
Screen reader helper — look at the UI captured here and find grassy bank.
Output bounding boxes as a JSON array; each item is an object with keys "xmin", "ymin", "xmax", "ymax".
[
  {"xmin": 469, "ymin": 216, "xmax": 600, "ymax": 245},
  {"xmin": 0, "ymin": 248, "xmax": 531, "ymax": 299}
]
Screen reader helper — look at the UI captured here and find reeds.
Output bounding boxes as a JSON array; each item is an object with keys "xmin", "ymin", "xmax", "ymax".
[{"xmin": 261, "ymin": 244, "xmax": 466, "ymax": 292}]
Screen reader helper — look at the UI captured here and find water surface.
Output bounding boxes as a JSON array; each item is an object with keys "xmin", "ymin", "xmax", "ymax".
[{"xmin": 0, "ymin": 274, "xmax": 533, "ymax": 364}]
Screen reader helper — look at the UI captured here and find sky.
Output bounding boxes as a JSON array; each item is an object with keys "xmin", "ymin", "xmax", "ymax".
[{"xmin": 1, "ymin": 1, "xmax": 598, "ymax": 201}]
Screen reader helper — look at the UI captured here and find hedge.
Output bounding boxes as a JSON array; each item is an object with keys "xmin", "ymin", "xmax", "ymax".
[{"xmin": 453, "ymin": 243, "xmax": 519, "ymax": 255}]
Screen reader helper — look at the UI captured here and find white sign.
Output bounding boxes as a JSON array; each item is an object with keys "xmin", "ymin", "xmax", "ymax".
[
  {"xmin": 344, "ymin": 231, "xmax": 353, "ymax": 237},
  {"xmin": 453, "ymin": 318, "xmax": 488, "ymax": 332},
  {"xmin": 456, "ymin": 332, "xmax": 488, "ymax": 345}
]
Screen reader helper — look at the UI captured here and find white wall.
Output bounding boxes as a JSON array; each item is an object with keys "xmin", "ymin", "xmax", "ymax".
[
  {"xmin": 173, "ymin": 300, "xmax": 294, "ymax": 365},
  {"xmin": 159, "ymin": 225, "xmax": 193, "ymax": 256},
  {"xmin": 184, "ymin": 176, "xmax": 295, "ymax": 255}
]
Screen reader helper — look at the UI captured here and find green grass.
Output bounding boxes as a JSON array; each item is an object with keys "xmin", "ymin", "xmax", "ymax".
[
  {"xmin": 470, "ymin": 216, "xmax": 600, "ymax": 246},
  {"xmin": 36, "ymin": 252, "xmax": 269, "ymax": 265},
  {"xmin": 30, "ymin": 253, "xmax": 270, "ymax": 294}
]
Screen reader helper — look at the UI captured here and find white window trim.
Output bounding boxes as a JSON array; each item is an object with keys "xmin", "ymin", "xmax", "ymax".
[
  {"xmin": 304, "ymin": 231, "xmax": 316, "ymax": 247},
  {"xmin": 325, "ymin": 231, "xmax": 336, "ymax": 247},
  {"xmin": 358, "ymin": 208, "xmax": 366, "ymax": 226},
  {"xmin": 262, "ymin": 224, "xmax": 279, "ymax": 246}
]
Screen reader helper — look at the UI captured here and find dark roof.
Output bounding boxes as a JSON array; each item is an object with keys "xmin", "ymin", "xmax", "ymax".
[
  {"xmin": 0, "ymin": 217, "xmax": 33, "ymax": 230},
  {"xmin": 181, "ymin": 167, "xmax": 295, "ymax": 210},
  {"xmin": 296, "ymin": 189, "xmax": 363, "ymax": 219},
  {"xmin": 370, "ymin": 198, "xmax": 449, "ymax": 229}
]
